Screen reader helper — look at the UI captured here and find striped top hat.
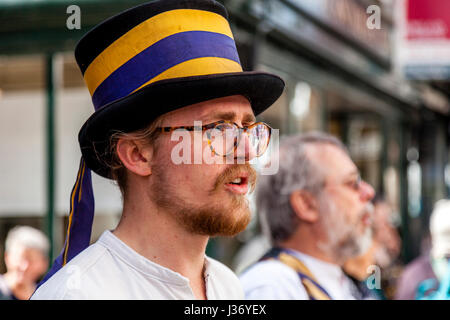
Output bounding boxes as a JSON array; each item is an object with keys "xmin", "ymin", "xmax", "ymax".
[
  {"xmin": 36, "ymin": 0, "xmax": 284, "ymax": 288},
  {"xmin": 76, "ymin": 0, "xmax": 285, "ymax": 178}
]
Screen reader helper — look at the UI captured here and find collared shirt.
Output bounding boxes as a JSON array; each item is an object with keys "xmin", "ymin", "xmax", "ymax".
[
  {"xmin": 31, "ymin": 230, "xmax": 243, "ymax": 300},
  {"xmin": 239, "ymin": 248, "xmax": 358, "ymax": 300}
]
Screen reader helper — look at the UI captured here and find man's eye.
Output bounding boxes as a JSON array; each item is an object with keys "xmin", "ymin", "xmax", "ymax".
[
  {"xmin": 353, "ymin": 179, "xmax": 362, "ymax": 190},
  {"xmin": 345, "ymin": 180, "xmax": 359, "ymax": 190}
]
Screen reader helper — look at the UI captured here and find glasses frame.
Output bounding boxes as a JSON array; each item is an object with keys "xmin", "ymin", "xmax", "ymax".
[
  {"xmin": 157, "ymin": 120, "xmax": 272, "ymax": 157},
  {"xmin": 346, "ymin": 174, "xmax": 362, "ymax": 191},
  {"xmin": 326, "ymin": 174, "xmax": 363, "ymax": 193}
]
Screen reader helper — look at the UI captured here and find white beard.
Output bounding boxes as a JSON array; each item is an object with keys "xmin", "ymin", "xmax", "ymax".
[{"xmin": 317, "ymin": 196, "xmax": 374, "ymax": 263}]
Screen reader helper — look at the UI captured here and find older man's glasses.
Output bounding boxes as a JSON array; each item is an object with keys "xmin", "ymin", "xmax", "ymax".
[{"xmin": 157, "ymin": 120, "xmax": 272, "ymax": 157}]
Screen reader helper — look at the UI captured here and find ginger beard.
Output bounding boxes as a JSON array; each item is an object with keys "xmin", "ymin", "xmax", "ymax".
[{"xmin": 150, "ymin": 163, "xmax": 257, "ymax": 237}]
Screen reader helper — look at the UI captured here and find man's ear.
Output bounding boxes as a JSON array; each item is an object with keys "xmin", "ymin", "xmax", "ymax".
[
  {"xmin": 116, "ymin": 138, "xmax": 153, "ymax": 177},
  {"xmin": 289, "ymin": 190, "xmax": 319, "ymax": 223}
]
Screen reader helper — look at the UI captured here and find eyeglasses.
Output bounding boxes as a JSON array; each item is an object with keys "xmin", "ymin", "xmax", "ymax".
[
  {"xmin": 327, "ymin": 175, "xmax": 362, "ymax": 192},
  {"xmin": 344, "ymin": 175, "xmax": 362, "ymax": 191},
  {"xmin": 157, "ymin": 120, "xmax": 272, "ymax": 157}
]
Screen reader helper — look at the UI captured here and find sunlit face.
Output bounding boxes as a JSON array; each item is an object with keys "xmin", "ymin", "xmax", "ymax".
[
  {"xmin": 313, "ymin": 144, "xmax": 375, "ymax": 261},
  {"xmin": 147, "ymin": 95, "xmax": 258, "ymax": 236},
  {"xmin": 4, "ymin": 245, "xmax": 48, "ymax": 285}
]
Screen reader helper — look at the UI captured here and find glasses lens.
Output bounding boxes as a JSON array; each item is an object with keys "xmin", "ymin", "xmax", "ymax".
[
  {"xmin": 208, "ymin": 123, "xmax": 237, "ymax": 156},
  {"xmin": 249, "ymin": 123, "xmax": 270, "ymax": 156}
]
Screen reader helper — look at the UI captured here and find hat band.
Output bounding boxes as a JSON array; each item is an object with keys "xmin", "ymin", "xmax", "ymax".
[
  {"xmin": 83, "ymin": 9, "xmax": 233, "ymax": 95},
  {"xmin": 91, "ymin": 31, "xmax": 242, "ymax": 109}
]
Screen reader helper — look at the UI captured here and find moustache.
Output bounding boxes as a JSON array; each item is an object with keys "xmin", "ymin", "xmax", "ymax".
[
  {"xmin": 362, "ymin": 202, "xmax": 374, "ymax": 215},
  {"xmin": 359, "ymin": 202, "xmax": 374, "ymax": 224}
]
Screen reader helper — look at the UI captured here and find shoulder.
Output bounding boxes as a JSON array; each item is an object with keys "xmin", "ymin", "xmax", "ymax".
[
  {"xmin": 395, "ymin": 255, "xmax": 435, "ymax": 300},
  {"xmin": 205, "ymin": 256, "xmax": 243, "ymax": 300},
  {"xmin": 31, "ymin": 241, "xmax": 109, "ymax": 300},
  {"xmin": 240, "ymin": 259, "xmax": 300, "ymax": 284},
  {"xmin": 405, "ymin": 255, "xmax": 433, "ymax": 275},
  {"xmin": 397, "ymin": 255, "xmax": 435, "ymax": 286},
  {"xmin": 239, "ymin": 259, "xmax": 308, "ymax": 300}
]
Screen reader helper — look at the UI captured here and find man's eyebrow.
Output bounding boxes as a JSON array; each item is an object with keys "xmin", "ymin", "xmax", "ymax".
[
  {"xmin": 205, "ymin": 112, "xmax": 256, "ymax": 123},
  {"xmin": 242, "ymin": 113, "xmax": 257, "ymax": 123}
]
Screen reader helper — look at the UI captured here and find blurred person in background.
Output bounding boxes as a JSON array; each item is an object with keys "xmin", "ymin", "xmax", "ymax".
[
  {"xmin": 233, "ymin": 233, "xmax": 270, "ymax": 275},
  {"xmin": 0, "ymin": 226, "xmax": 49, "ymax": 300},
  {"xmin": 396, "ymin": 199, "xmax": 450, "ymax": 300},
  {"xmin": 343, "ymin": 194, "xmax": 401, "ymax": 299},
  {"xmin": 240, "ymin": 132, "xmax": 375, "ymax": 300}
]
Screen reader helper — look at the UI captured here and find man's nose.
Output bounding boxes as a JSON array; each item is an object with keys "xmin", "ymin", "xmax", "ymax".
[
  {"xmin": 360, "ymin": 180, "xmax": 375, "ymax": 202},
  {"xmin": 235, "ymin": 131, "xmax": 257, "ymax": 162}
]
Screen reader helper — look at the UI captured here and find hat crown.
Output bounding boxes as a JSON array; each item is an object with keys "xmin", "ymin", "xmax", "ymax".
[{"xmin": 75, "ymin": 0, "xmax": 242, "ymax": 110}]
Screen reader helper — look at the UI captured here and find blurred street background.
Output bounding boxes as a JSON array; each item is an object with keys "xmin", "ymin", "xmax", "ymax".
[{"xmin": 1, "ymin": 0, "xmax": 450, "ymax": 298}]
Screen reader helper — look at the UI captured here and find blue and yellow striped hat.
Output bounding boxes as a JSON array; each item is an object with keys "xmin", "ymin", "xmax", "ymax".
[{"xmin": 76, "ymin": 0, "xmax": 285, "ymax": 178}]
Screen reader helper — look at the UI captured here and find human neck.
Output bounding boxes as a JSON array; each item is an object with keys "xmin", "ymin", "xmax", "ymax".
[{"xmin": 113, "ymin": 194, "xmax": 209, "ymax": 300}]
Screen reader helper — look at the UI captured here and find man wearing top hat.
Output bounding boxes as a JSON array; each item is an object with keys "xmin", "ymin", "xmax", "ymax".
[{"xmin": 31, "ymin": 0, "xmax": 284, "ymax": 299}]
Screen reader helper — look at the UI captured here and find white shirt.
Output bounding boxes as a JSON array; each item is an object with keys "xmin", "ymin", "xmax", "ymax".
[
  {"xmin": 31, "ymin": 230, "xmax": 244, "ymax": 300},
  {"xmin": 239, "ymin": 249, "xmax": 358, "ymax": 300}
]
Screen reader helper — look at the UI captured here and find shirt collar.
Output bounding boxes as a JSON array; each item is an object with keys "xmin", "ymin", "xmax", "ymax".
[
  {"xmin": 286, "ymin": 248, "xmax": 345, "ymax": 282},
  {"xmin": 98, "ymin": 230, "xmax": 193, "ymax": 286}
]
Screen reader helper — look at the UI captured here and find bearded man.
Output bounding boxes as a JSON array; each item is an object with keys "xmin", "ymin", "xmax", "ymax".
[
  {"xmin": 240, "ymin": 132, "xmax": 375, "ymax": 300},
  {"xmin": 31, "ymin": 0, "xmax": 284, "ymax": 300}
]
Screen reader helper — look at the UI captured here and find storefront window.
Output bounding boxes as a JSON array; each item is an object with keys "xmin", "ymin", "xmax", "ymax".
[{"xmin": 289, "ymin": 82, "xmax": 323, "ymax": 133}]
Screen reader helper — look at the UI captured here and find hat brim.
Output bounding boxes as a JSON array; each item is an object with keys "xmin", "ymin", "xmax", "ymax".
[{"xmin": 78, "ymin": 71, "xmax": 285, "ymax": 178}]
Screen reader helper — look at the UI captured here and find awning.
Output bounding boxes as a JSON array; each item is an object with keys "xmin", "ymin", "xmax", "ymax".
[{"xmin": 0, "ymin": 0, "xmax": 149, "ymax": 55}]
